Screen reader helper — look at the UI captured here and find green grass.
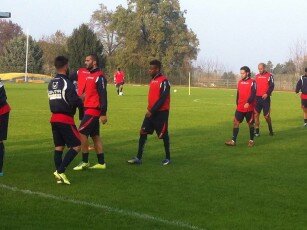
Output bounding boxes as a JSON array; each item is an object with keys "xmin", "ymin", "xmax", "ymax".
[{"xmin": 0, "ymin": 83, "xmax": 306, "ymax": 230}]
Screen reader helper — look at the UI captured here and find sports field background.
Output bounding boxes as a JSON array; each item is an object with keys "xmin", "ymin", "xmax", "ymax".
[{"xmin": 0, "ymin": 83, "xmax": 306, "ymax": 229}]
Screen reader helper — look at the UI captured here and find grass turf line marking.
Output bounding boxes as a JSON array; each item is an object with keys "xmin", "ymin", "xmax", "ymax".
[{"xmin": 0, "ymin": 184, "xmax": 205, "ymax": 230}]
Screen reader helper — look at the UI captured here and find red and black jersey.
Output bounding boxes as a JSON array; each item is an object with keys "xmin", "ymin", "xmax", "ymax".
[
  {"xmin": 148, "ymin": 73, "xmax": 170, "ymax": 113},
  {"xmin": 255, "ymin": 72, "xmax": 274, "ymax": 97},
  {"xmin": 48, "ymin": 74, "xmax": 83, "ymax": 125},
  {"xmin": 114, "ymin": 71, "xmax": 125, "ymax": 84},
  {"xmin": 0, "ymin": 80, "xmax": 11, "ymax": 115},
  {"xmin": 295, "ymin": 75, "xmax": 307, "ymax": 99},
  {"xmin": 82, "ymin": 68, "xmax": 108, "ymax": 117},
  {"xmin": 236, "ymin": 77, "xmax": 256, "ymax": 112}
]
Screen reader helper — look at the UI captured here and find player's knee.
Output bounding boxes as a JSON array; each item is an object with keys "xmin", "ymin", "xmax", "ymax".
[
  {"xmin": 140, "ymin": 129, "xmax": 147, "ymax": 135},
  {"xmin": 55, "ymin": 146, "xmax": 64, "ymax": 151}
]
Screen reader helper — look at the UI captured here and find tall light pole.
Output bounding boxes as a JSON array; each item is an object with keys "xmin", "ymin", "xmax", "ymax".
[{"xmin": 0, "ymin": 12, "xmax": 11, "ymax": 18}]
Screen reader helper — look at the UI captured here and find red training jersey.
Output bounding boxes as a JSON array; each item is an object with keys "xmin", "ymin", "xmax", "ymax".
[
  {"xmin": 114, "ymin": 71, "xmax": 125, "ymax": 84},
  {"xmin": 236, "ymin": 77, "xmax": 256, "ymax": 112},
  {"xmin": 148, "ymin": 74, "xmax": 170, "ymax": 112},
  {"xmin": 255, "ymin": 72, "xmax": 274, "ymax": 97}
]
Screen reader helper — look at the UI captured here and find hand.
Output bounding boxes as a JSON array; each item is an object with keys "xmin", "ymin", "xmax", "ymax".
[
  {"xmin": 145, "ymin": 110, "xmax": 152, "ymax": 118},
  {"xmin": 244, "ymin": 103, "xmax": 250, "ymax": 109},
  {"xmin": 100, "ymin": 115, "xmax": 107, "ymax": 124},
  {"xmin": 80, "ymin": 94, "xmax": 85, "ymax": 102},
  {"xmin": 262, "ymin": 94, "xmax": 268, "ymax": 99}
]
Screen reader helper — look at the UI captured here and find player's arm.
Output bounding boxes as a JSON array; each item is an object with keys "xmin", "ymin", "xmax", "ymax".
[
  {"xmin": 236, "ymin": 90, "xmax": 239, "ymax": 105},
  {"xmin": 150, "ymin": 80, "xmax": 170, "ymax": 114},
  {"xmin": 0, "ymin": 81, "xmax": 8, "ymax": 106},
  {"xmin": 247, "ymin": 81, "xmax": 256, "ymax": 104},
  {"xmin": 266, "ymin": 75, "xmax": 275, "ymax": 96},
  {"xmin": 96, "ymin": 76, "xmax": 108, "ymax": 119},
  {"xmin": 295, "ymin": 78, "xmax": 302, "ymax": 94},
  {"xmin": 65, "ymin": 81, "xmax": 83, "ymax": 111}
]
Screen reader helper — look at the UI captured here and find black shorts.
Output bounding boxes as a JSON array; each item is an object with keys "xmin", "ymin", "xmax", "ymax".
[
  {"xmin": 234, "ymin": 110, "xmax": 254, "ymax": 124},
  {"xmin": 116, "ymin": 82, "xmax": 124, "ymax": 87},
  {"xmin": 0, "ymin": 112, "xmax": 9, "ymax": 141},
  {"xmin": 51, "ymin": 122, "xmax": 81, "ymax": 148},
  {"xmin": 255, "ymin": 96, "xmax": 271, "ymax": 116},
  {"xmin": 141, "ymin": 110, "xmax": 169, "ymax": 139},
  {"xmin": 301, "ymin": 99, "xmax": 307, "ymax": 108},
  {"xmin": 79, "ymin": 115, "xmax": 100, "ymax": 137}
]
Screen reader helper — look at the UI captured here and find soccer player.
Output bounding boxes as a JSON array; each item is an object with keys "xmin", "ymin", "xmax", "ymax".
[
  {"xmin": 48, "ymin": 56, "xmax": 83, "ymax": 185},
  {"xmin": 225, "ymin": 66, "xmax": 256, "ymax": 147},
  {"xmin": 73, "ymin": 54, "xmax": 108, "ymax": 170},
  {"xmin": 254, "ymin": 63, "xmax": 275, "ymax": 136},
  {"xmin": 128, "ymin": 60, "xmax": 171, "ymax": 165},
  {"xmin": 295, "ymin": 67, "xmax": 307, "ymax": 127},
  {"xmin": 114, "ymin": 68, "xmax": 125, "ymax": 96},
  {"xmin": 0, "ymin": 78, "xmax": 11, "ymax": 176}
]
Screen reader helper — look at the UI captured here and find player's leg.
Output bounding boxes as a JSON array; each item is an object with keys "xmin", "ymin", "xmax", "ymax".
[
  {"xmin": 225, "ymin": 110, "xmax": 242, "ymax": 146},
  {"xmin": 90, "ymin": 134, "xmax": 106, "ymax": 169},
  {"xmin": 128, "ymin": 117, "xmax": 153, "ymax": 164},
  {"xmin": 0, "ymin": 112, "xmax": 9, "ymax": 176},
  {"xmin": 116, "ymin": 84, "xmax": 120, "ymax": 95},
  {"xmin": 302, "ymin": 100, "xmax": 307, "ymax": 126},
  {"xmin": 74, "ymin": 115, "xmax": 94, "ymax": 170},
  {"xmin": 119, "ymin": 83, "xmax": 124, "ymax": 95},
  {"xmin": 155, "ymin": 111, "xmax": 171, "ymax": 165},
  {"xmin": 254, "ymin": 97, "xmax": 262, "ymax": 136},
  {"xmin": 246, "ymin": 112, "xmax": 255, "ymax": 147},
  {"xmin": 263, "ymin": 97, "xmax": 274, "ymax": 135}
]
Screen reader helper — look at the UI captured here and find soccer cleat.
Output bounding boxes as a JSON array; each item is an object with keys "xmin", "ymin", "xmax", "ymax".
[
  {"xmin": 53, "ymin": 171, "xmax": 63, "ymax": 184},
  {"xmin": 162, "ymin": 159, "xmax": 171, "ymax": 166},
  {"xmin": 58, "ymin": 173, "xmax": 71, "ymax": 185},
  {"xmin": 304, "ymin": 123, "xmax": 307, "ymax": 127},
  {"xmin": 0, "ymin": 172, "xmax": 3, "ymax": 177},
  {"xmin": 225, "ymin": 140, "xmax": 236, "ymax": 146},
  {"xmin": 254, "ymin": 133, "xmax": 260, "ymax": 137},
  {"xmin": 248, "ymin": 140, "xmax": 255, "ymax": 147},
  {"xmin": 73, "ymin": 162, "xmax": 90, "ymax": 171},
  {"xmin": 89, "ymin": 163, "xmax": 106, "ymax": 170},
  {"xmin": 127, "ymin": 157, "xmax": 142, "ymax": 165}
]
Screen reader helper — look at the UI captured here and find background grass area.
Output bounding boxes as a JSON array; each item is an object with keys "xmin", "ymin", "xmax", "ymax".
[{"xmin": 0, "ymin": 83, "xmax": 306, "ymax": 229}]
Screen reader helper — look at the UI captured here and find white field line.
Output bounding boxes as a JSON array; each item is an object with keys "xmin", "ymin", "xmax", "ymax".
[{"xmin": 0, "ymin": 184, "xmax": 205, "ymax": 230}]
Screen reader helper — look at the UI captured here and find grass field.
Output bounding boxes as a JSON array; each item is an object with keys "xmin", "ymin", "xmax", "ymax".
[{"xmin": 0, "ymin": 83, "xmax": 306, "ymax": 230}]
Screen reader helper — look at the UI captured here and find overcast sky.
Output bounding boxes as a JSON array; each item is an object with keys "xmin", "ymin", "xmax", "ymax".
[{"xmin": 1, "ymin": 0, "xmax": 307, "ymax": 72}]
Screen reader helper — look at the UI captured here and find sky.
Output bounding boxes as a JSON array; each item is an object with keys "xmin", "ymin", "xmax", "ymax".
[{"xmin": 1, "ymin": 0, "xmax": 307, "ymax": 72}]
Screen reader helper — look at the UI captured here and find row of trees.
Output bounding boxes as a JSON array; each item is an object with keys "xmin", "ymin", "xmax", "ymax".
[{"xmin": 0, "ymin": 0, "xmax": 199, "ymax": 84}]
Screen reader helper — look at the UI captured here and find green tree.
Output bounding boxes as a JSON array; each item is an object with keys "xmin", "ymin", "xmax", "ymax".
[
  {"xmin": 0, "ymin": 20, "xmax": 23, "ymax": 55},
  {"xmin": 0, "ymin": 35, "xmax": 43, "ymax": 73},
  {"xmin": 38, "ymin": 30, "xmax": 68, "ymax": 75},
  {"xmin": 111, "ymin": 0, "xmax": 199, "ymax": 84},
  {"xmin": 266, "ymin": 60, "xmax": 274, "ymax": 72},
  {"xmin": 67, "ymin": 24, "xmax": 104, "ymax": 71}
]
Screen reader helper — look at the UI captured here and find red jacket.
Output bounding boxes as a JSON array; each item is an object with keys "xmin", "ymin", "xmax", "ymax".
[
  {"xmin": 83, "ymin": 68, "xmax": 108, "ymax": 116},
  {"xmin": 255, "ymin": 72, "xmax": 274, "ymax": 97},
  {"xmin": 148, "ymin": 74, "xmax": 170, "ymax": 113},
  {"xmin": 236, "ymin": 77, "xmax": 256, "ymax": 112},
  {"xmin": 114, "ymin": 71, "xmax": 125, "ymax": 84}
]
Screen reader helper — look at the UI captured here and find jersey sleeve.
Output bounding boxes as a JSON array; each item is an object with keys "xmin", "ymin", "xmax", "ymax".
[
  {"xmin": 96, "ymin": 76, "xmax": 108, "ymax": 116},
  {"xmin": 267, "ymin": 75, "xmax": 275, "ymax": 96},
  {"xmin": 295, "ymin": 77, "xmax": 302, "ymax": 93},
  {"xmin": 247, "ymin": 81, "xmax": 256, "ymax": 104},
  {"xmin": 0, "ymin": 81, "xmax": 7, "ymax": 106},
  {"xmin": 150, "ymin": 80, "xmax": 170, "ymax": 114},
  {"xmin": 65, "ymin": 80, "xmax": 83, "ymax": 110}
]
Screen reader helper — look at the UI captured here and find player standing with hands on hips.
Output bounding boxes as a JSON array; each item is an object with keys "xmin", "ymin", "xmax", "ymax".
[
  {"xmin": 128, "ymin": 60, "xmax": 171, "ymax": 165},
  {"xmin": 0, "ymin": 78, "xmax": 11, "ymax": 176},
  {"xmin": 254, "ymin": 63, "xmax": 275, "ymax": 136},
  {"xmin": 225, "ymin": 66, "xmax": 256, "ymax": 147},
  {"xmin": 73, "ymin": 54, "xmax": 108, "ymax": 171}
]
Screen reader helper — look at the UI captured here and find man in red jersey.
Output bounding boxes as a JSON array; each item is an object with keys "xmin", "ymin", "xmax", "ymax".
[
  {"xmin": 225, "ymin": 66, "xmax": 256, "ymax": 147},
  {"xmin": 295, "ymin": 67, "xmax": 307, "ymax": 127},
  {"xmin": 73, "ymin": 54, "xmax": 108, "ymax": 171},
  {"xmin": 254, "ymin": 63, "xmax": 275, "ymax": 136},
  {"xmin": 0, "ymin": 78, "xmax": 11, "ymax": 176},
  {"xmin": 114, "ymin": 68, "xmax": 125, "ymax": 96},
  {"xmin": 128, "ymin": 60, "xmax": 171, "ymax": 165}
]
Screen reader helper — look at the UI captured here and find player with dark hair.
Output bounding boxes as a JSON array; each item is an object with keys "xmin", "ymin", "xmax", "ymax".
[
  {"xmin": 73, "ymin": 54, "xmax": 108, "ymax": 170},
  {"xmin": 48, "ymin": 56, "xmax": 83, "ymax": 184},
  {"xmin": 295, "ymin": 67, "xmax": 307, "ymax": 127},
  {"xmin": 128, "ymin": 60, "xmax": 171, "ymax": 165},
  {"xmin": 114, "ymin": 68, "xmax": 125, "ymax": 96},
  {"xmin": 254, "ymin": 63, "xmax": 275, "ymax": 136},
  {"xmin": 0, "ymin": 78, "xmax": 11, "ymax": 176},
  {"xmin": 225, "ymin": 66, "xmax": 256, "ymax": 147}
]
